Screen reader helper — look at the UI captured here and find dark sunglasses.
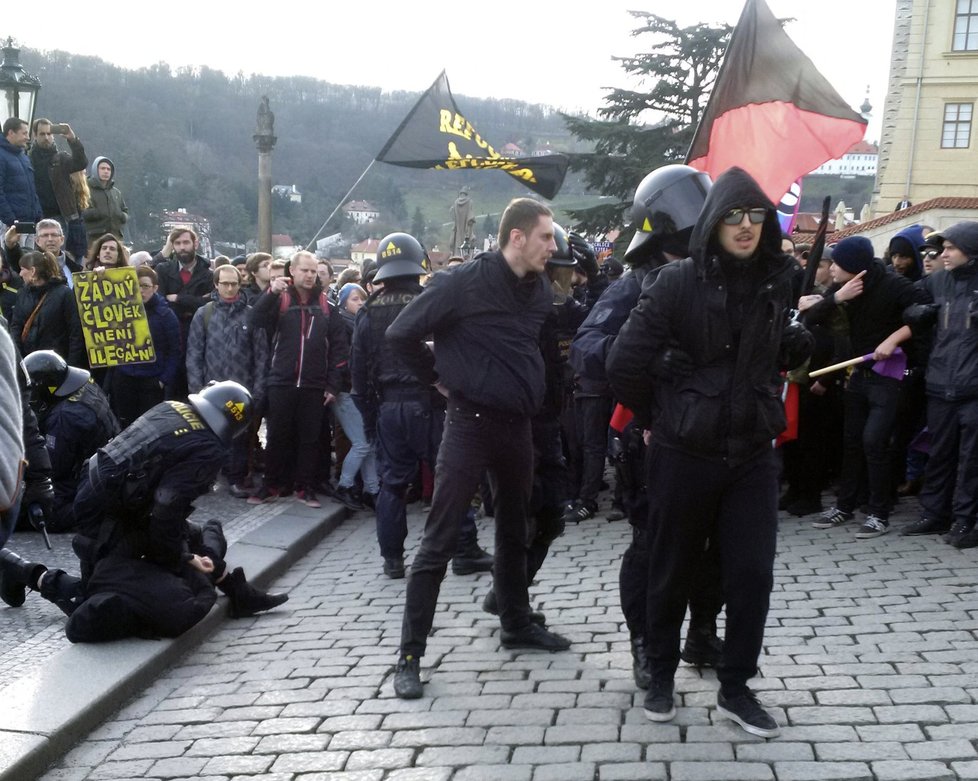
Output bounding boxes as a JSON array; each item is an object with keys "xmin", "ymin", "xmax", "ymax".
[
  {"xmin": 721, "ymin": 207, "xmax": 767, "ymax": 226},
  {"xmin": 921, "ymin": 249, "xmax": 941, "ymax": 260}
]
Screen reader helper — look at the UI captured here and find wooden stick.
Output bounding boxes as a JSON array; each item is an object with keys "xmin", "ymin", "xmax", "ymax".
[{"xmin": 808, "ymin": 354, "xmax": 870, "ymax": 378}]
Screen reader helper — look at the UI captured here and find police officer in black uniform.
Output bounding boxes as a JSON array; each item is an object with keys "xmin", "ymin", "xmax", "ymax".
[
  {"xmin": 570, "ymin": 165, "xmax": 724, "ymax": 690},
  {"xmin": 0, "ymin": 381, "xmax": 288, "ymax": 642},
  {"xmin": 23, "ymin": 350, "xmax": 120, "ymax": 531},
  {"xmin": 350, "ymin": 232, "xmax": 492, "ymax": 579}
]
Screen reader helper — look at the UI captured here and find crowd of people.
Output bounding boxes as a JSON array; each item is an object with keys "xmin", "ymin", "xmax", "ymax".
[{"xmin": 2, "ymin": 110, "xmax": 978, "ymax": 740}]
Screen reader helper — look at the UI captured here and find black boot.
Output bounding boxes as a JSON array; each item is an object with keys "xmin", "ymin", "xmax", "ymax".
[
  {"xmin": 681, "ymin": 624, "xmax": 724, "ymax": 667},
  {"xmin": 0, "ymin": 549, "xmax": 46, "ymax": 608},
  {"xmin": 217, "ymin": 567, "xmax": 288, "ymax": 618},
  {"xmin": 630, "ymin": 635, "xmax": 651, "ymax": 690},
  {"xmin": 452, "ymin": 540, "xmax": 494, "ymax": 576}
]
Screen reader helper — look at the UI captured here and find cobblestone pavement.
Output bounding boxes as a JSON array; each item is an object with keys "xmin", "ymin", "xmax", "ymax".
[
  {"xmin": 0, "ymin": 484, "xmax": 290, "ymax": 689},
  {"xmin": 34, "ymin": 494, "xmax": 978, "ymax": 781}
]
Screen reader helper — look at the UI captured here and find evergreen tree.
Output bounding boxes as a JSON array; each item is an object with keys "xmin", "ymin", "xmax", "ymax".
[
  {"xmin": 411, "ymin": 207, "xmax": 426, "ymax": 240},
  {"xmin": 562, "ymin": 13, "xmax": 731, "ymax": 233}
]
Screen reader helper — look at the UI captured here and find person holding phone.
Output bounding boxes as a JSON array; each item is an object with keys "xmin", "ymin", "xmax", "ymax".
[
  {"xmin": 0, "ymin": 118, "xmax": 42, "ymax": 239},
  {"xmin": 28, "ymin": 119, "xmax": 87, "ymax": 239}
]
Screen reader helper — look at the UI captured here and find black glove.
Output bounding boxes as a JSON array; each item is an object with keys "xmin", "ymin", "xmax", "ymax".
[
  {"xmin": 781, "ymin": 321, "xmax": 811, "ymax": 354},
  {"xmin": 904, "ymin": 303, "xmax": 940, "ymax": 327},
  {"xmin": 654, "ymin": 348, "xmax": 694, "ymax": 378},
  {"xmin": 22, "ymin": 476, "xmax": 55, "ymax": 530},
  {"xmin": 568, "ymin": 232, "xmax": 599, "ymax": 280}
]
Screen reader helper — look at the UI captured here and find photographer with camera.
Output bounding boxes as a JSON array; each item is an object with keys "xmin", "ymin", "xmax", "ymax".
[
  {"xmin": 0, "ymin": 118, "xmax": 42, "ymax": 242},
  {"xmin": 29, "ymin": 120, "xmax": 87, "ymax": 241}
]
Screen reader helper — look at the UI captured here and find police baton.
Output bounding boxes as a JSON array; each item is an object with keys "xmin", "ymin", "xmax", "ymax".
[{"xmin": 28, "ymin": 503, "xmax": 53, "ymax": 550}]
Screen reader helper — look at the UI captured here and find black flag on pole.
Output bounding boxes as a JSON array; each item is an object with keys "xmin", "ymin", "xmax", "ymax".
[{"xmin": 377, "ymin": 71, "xmax": 568, "ymax": 200}]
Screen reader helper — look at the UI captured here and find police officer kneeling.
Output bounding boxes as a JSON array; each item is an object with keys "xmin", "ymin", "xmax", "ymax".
[{"xmin": 0, "ymin": 381, "xmax": 288, "ymax": 642}]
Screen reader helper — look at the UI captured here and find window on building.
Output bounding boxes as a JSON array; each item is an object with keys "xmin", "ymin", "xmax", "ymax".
[
  {"xmin": 954, "ymin": 0, "xmax": 978, "ymax": 50},
  {"xmin": 942, "ymin": 103, "xmax": 973, "ymax": 147}
]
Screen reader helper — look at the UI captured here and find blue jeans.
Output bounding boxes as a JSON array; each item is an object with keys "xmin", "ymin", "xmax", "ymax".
[{"xmin": 332, "ymin": 392, "xmax": 379, "ymax": 493}]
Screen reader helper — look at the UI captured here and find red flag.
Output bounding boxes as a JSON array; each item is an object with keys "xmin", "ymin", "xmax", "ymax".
[{"xmin": 686, "ymin": 0, "xmax": 867, "ymax": 204}]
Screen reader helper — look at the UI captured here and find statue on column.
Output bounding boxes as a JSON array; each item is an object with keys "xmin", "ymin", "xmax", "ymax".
[{"xmin": 450, "ymin": 187, "xmax": 475, "ymax": 255}]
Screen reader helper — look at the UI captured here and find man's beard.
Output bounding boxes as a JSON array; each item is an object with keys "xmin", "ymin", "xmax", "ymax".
[{"xmin": 176, "ymin": 251, "xmax": 196, "ymax": 264}]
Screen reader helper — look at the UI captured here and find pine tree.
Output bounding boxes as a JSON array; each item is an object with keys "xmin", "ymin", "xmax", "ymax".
[{"xmin": 562, "ymin": 13, "xmax": 731, "ymax": 234}]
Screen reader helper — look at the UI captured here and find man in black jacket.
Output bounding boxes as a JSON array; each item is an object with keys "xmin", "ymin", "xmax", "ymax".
[
  {"xmin": 249, "ymin": 250, "xmax": 348, "ymax": 508},
  {"xmin": 607, "ymin": 167, "xmax": 813, "ymax": 738},
  {"xmin": 801, "ymin": 236, "xmax": 929, "ymax": 538},
  {"xmin": 386, "ymin": 198, "xmax": 572, "ymax": 700},
  {"xmin": 901, "ymin": 222, "xmax": 978, "ymax": 547},
  {"xmin": 29, "ymin": 120, "xmax": 87, "ymax": 231}
]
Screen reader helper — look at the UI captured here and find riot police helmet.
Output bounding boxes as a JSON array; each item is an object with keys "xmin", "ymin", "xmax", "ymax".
[
  {"xmin": 188, "ymin": 381, "xmax": 253, "ymax": 445},
  {"xmin": 23, "ymin": 349, "xmax": 90, "ymax": 404},
  {"xmin": 625, "ymin": 165, "xmax": 712, "ymax": 263},
  {"xmin": 373, "ymin": 232, "xmax": 428, "ymax": 282},
  {"xmin": 546, "ymin": 223, "xmax": 576, "ymax": 267}
]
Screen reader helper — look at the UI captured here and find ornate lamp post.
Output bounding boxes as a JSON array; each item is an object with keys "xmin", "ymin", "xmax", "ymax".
[
  {"xmin": 0, "ymin": 38, "xmax": 41, "ymax": 129},
  {"xmin": 253, "ymin": 96, "xmax": 277, "ymax": 254}
]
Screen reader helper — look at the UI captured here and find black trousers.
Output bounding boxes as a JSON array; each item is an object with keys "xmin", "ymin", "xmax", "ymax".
[
  {"xmin": 265, "ymin": 385, "xmax": 324, "ymax": 490},
  {"xmin": 574, "ymin": 394, "xmax": 613, "ymax": 507},
  {"xmin": 645, "ymin": 444, "xmax": 778, "ymax": 696},
  {"xmin": 109, "ymin": 372, "xmax": 165, "ymax": 430},
  {"xmin": 836, "ymin": 369, "xmax": 902, "ymax": 518},
  {"xmin": 401, "ymin": 398, "xmax": 533, "ymax": 657},
  {"xmin": 918, "ymin": 396, "xmax": 978, "ymax": 527},
  {"xmin": 526, "ymin": 415, "xmax": 567, "ymax": 582}
]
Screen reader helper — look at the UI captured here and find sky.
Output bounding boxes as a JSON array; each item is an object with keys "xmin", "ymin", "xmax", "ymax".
[{"xmin": 4, "ymin": 0, "xmax": 895, "ymax": 142}]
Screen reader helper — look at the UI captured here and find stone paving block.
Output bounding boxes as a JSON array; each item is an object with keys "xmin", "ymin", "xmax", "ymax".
[
  {"xmin": 254, "ymin": 733, "xmax": 330, "ymax": 754},
  {"xmin": 184, "ymin": 736, "xmax": 261, "ymax": 756},
  {"xmin": 454, "ymin": 764, "xmax": 533, "ymax": 781},
  {"xmin": 250, "ymin": 716, "xmax": 322, "ymax": 735},
  {"xmin": 951, "ymin": 761, "xmax": 978, "ymax": 779},
  {"xmin": 201, "ymin": 754, "xmax": 275, "ymax": 775},
  {"xmin": 670, "ymin": 761, "xmax": 775, "ymax": 780},
  {"xmin": 416, "ymin": 746, "xmax": 509, "ymax": 766},
  {"xmin": 511, "ymin": 745, "xmax": 581, "ymax": 764},
  {"xmin": 581, "ymin": 742, "xmax": 642, "ymax": 762},
  {"xmin": 532, "ymin": 762, "xmax": 596, "ymax": 781},
  {"xmin": 776, "ymin": 725, "xmax": 860, "ymax": 741},
  {"xmin": 388, "ymin": 727, "xmax": 487, "ymax": 747},
  {"xmin": 172, "ymin": 720, "xmax": 260, "ymax": 740},
  {"xmin": 466, "ymin": 708, "xmax": 555, "ymax": 727},
  {"xmin": 647, "ymin": 742, "xmax": 736, "ymax": 761},
  {"xmin": 736, "ymin": 742, "xmax": 815, "ymax": 761},
  {"xmin": 874, "ymin": 705, "xmax": 949, "ymax": 724},
  {"xmin": 869, "ymin": 760, "xmax": 955, "ymax": 780},
  {"xmin": 904, "ymin": 739, "xmax": 977, "ymax": 760},
  {"xmin": 816, "ymin": 689, "xmax": 892, "ymax": 706},
  {"xmin": 544, "ymin": 724, "xmax": 618, "ymax": 744},
  {"xmin": 597, "ymin": 761, "xmax": 668, "ymax": 780},
  {"xmin": 814, "ymin": 741, "xmax": 908, "ymax": 761},
  {"xmin": 786, "ymin": 706, "xmax": 877, "ymax": 725},
  {"xmin": 319, "ymin": 714, "xmax": 385, "ymax": 732},
  {"xmin": 890, "ymin": 687, "xmax": 972, "ymax": 705},
  {"xmin": 84, "ymin": 758, "xmax": 155, "ymax": 780},
  {"xmin": 327, "ymin": 730, "xmax": 393, "ymax": 750},
  {"xmin": 288, "ymin": 772, "xmax": 379, "ymax": 781},
  {"xmin": 386, "ymin": 769, "xmax": 452, "ymax": 781},
  {"xmin": 773, "ymin": 761, "xmax": 873, "ymax": 780},
  {"xmin": 269, "ymin": 750, "xmax": 349, "ymax": 773},
  {"xmin": 106, "ymin": 740, "xmax": 192, "ymax": 762},
  {"xmin": 486, "ymin": 726, "xmax": 546, "ymax": 746},
  {"xmin": 145, "ymin": 755, "xmax": 209, "ymax": 777},
  {"xmin": 856, "ymin": 724, "xmax": 927, "ymax": 741}
]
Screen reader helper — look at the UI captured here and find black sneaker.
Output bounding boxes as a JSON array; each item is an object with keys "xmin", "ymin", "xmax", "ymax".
[
  {"xmin": 563, "ymin": 501, "xmax": 595, "ymax": 523},
  {"xmin": 383, "ymin": 556, "xmax": 406, "ymax": 579},
  {"xmin": 855, "ymin": 514, "xmax": 889, "ymax": 539},
  {"xmin": 500, "ymin": 623, "xmax": 570, "ymax": 652},
  {"xmin": 481, "ymin": 590, "xmax": 546, "ymax": 626},
  {"xmin": 606, "ymin": 505, "xmax": 626, "ymax": 522},
  {"xmin": 944, "ymin": 520, "xmax": 975, "ymax": 546},
  {"xmin": 681, "ymin": 627, "xmax": 724, "ymax": 667},
  {"xmin": 643, "ymin": 679, "xmax": 676, "ymax": 722},
  {"xmin": 393, "ymin": 655, "xmax": 423, "ymax": 699},
  {"xmin": 812, "ymin": 507, "xmax": 853, "ymax": 529},
  {"xmin": 717, "ymin": 689, "xmax": 779, "ymax": 738},
  {"xmin": 451, "ymin": 545, "xmax": 493, "ymax": 575},
  {"xmin": 952, "ymin": 526, "xmax": 978, "ymax": 549},
  {"xmin": 334, "ymin": 485, "xmax": 364, "ymax": 511},
  {"xmin": 901, "ymin": 516, "xmax": 950, "ymax": 536}
]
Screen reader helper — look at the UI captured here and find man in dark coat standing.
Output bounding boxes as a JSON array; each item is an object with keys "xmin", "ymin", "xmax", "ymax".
[
  {"xmin": 0, "ymin": 118, "xmax": 42, "ymax": 233},
  {"xmin": 386, "ymin": 198, "xmax": 572, "ymax": 700},
  {"xmin": 29, "ymin": 120, "xmax": 87, "ymax": 231},
  {"xmin": 608, "ymin": 167, "xmax": 813, "ymax": 738}
]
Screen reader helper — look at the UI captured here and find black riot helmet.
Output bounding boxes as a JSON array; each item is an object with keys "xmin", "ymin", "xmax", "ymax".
[
  {"xmin": 625, "ymin": 165, "xmax": 712, "ymax": 264},
  {"xmin": 23, "ymin": 350, "xmax": 90, "ymax": 406},
  {"xmin": 188, "ymin": 381, "xmax": 253, "ymax": 446},
  {"xmin": 374, "ymin": 232, "xmax": 429, "ymax": 283},
  {"xmin": 546, "ymin": 223, "xmax": 576, "ymax": 267}
]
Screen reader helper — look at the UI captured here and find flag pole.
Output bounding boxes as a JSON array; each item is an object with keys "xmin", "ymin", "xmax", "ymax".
[{"xmin": 305, "ymin": 159, "xmax": 377, "ymax": 251}]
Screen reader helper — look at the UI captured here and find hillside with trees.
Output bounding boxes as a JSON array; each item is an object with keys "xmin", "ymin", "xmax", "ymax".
[{"xmin": 22, "ymin": 48, "xmax": 592, "ymax": 252}]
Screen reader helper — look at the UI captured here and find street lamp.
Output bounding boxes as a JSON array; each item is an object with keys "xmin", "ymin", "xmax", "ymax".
[{"xmin": 0, "ymin": 38, "xmax": 41, "ymax": 129}]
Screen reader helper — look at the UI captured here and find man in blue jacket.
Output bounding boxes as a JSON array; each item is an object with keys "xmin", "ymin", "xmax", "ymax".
[{"xmin": 0, "ymin": 118, "xmax": 42, "ymax": 234}]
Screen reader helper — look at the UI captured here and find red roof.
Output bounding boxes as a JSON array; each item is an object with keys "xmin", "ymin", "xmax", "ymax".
[
  {"xmin": 830, "ymin": 197, "xmax": 978, "ymax": 240},
  {"xmin": 846, "ymin": 140, "xmax": 878, "ymax": 155}
]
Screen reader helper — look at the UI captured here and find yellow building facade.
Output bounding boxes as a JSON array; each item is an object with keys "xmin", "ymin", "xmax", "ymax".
[{"xmin": 874, "ymin": 0, "xmax": 978, "ymax": 215}]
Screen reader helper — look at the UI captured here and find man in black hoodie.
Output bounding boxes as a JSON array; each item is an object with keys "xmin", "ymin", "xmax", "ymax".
[{"xmin": 607, "ymin": 167, "xmax": 813, "ymax": 738}]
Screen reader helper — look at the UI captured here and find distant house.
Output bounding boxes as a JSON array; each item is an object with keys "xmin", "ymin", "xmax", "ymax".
[
  {"xmin": 351, "ymin": 238, "xmax": 380, "ymax": 265},
  {"xmin": 160, "ymin": 208, "xmax": 213, "ymax": 258},
  {"xmin": 811, "ymin": 140, "xmax": 879, "ymax": 176},
  {"xmin": 272, "ymin": 184, "xmax": 302, "ymax": 204},
  {"xmin": 343, "ymin": 200, "xmax": 380, "ymax": 225},
  {"xmin": 501, "ymin": 142, "xmax": 523, "ymax": 157},
  {"xmin": 271, "ymin": 234, "xmax": 298, "ymax": 260}
]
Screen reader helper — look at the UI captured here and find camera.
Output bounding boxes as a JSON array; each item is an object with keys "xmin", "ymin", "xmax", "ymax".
[
  {"xmin": 50, "ymin": 123, "xmax": 70, "ymax": 134},
  {"xmin": 13, "ymin": 221, "xmax": 36, "ymax": 235}
]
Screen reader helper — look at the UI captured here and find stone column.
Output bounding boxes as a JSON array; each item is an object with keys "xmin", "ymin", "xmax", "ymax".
[{"xmin": 253, "ymin": 96, "xmax": 277, "ymax": 254}]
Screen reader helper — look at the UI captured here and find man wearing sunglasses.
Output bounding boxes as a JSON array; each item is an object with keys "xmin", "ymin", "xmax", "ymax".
[{"xmin": 608, "ymin": 166, "xmax": 813, "ymax": 738}]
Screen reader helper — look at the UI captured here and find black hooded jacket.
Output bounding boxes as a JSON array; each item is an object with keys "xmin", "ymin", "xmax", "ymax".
[{"xmin": 607, "ymin": 167, "xmax": 813, "ymax": 463}]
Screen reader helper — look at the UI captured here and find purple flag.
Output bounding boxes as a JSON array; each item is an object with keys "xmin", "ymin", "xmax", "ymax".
[{"xmin": 867, "ymin": 347, "xmax": 907, "ymax": 380}]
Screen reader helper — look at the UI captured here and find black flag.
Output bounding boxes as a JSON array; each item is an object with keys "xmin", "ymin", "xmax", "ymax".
[{"xmin": 377, "ymin": 71, "xmax": 568, "ymax": 200}]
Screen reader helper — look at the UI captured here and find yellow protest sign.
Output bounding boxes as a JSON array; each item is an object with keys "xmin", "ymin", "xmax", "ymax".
[{"xmin": 73, "ymin": 267, "xmax": 156, "ymax": 368}]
